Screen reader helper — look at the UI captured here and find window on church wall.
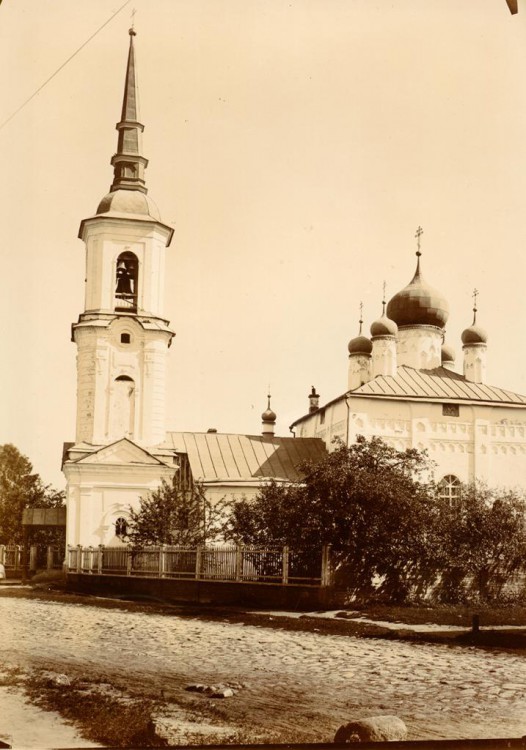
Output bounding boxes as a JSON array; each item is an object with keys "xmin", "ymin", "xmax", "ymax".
[
  {"xmin": 115, "ymin": 517, "xmax": 128, "ymax": 538},
  {"xmin": 115, "ymin": 251, "xmax": 138, "ymax": 312},
  {"xmin": 438, "ymin": 474, "xmax": 462, "ymax": 506},
  {"xmin": 442, "ymin": 404, "xmax": 460, "ymax": 417}
]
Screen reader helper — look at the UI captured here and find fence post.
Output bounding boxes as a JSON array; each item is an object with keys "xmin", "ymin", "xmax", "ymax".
[
  {"xmin": 321, "ymin": 544, "xmax": 332, "ymax": 586},
  {"xmin": 76, "ymin": 545, "xmax": 82, "ymax": 574},
  {"xmin": 126, "ymin": 547, "xmax": 132, "ymax": 576},
  {"xmin": 159, "ymin": 545, "xmax": 166, "ymax": 578},
  {"xmin": 195, "ymin": 546, "xmax": 202, "ymax": 580},
  {"xmin": 0, "ymin": 545, "xmax": 4, "ymax": 566},
  {"xmin": 235, "ymin": 546, "xmax": 243, "ymax": 581},
  {"xmin": 46, "ymin": 546, "xmax": 54, "ymax": 571},
  {"xmin": 29, "ymin": 545, "xmax": 37, "ymax": 573},
  {"xmin": 282, "ymin": 545, "xmax": 289, "ymax": 585},
  {"xmin": 88, "ymin": 546, "xmax": 94, "ymax": 574},
  {"xmin": 97, "ymin": 545, "xmax": 103, "ymax": 575}
]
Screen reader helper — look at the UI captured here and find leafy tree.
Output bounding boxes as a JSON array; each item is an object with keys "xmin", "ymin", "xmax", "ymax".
[
  {"xmin": 225, "ymin": 436, "xmax": 437, "ymax": 602},
  {"xmin": 0, "ymin": 444, "xmax": 65, "ymax": 545},
  {"xmin": 432, "ymin": 482, "xmax": 526, "ymax": 603},
  {"xmin": 127, "ymin": 475, "xmax": 226, "ymax": 548}
]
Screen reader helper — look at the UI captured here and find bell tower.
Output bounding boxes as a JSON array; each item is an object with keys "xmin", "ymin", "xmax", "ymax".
[{"xmin": 72, "ymin": 28, "xmax": 174, "ymax": 448}]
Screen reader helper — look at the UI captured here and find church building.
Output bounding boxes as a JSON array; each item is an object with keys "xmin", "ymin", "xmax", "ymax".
[
  {"xmin": 291, "ymin": 231, "xmax": 526, "ymax": 501},
  {"xmin": 62, "ymin": 30, "xmax": 325, "ymax": 549},
  {"xmin": 64, "ymin": 29, "xmax": 526, "ymax": 550}
]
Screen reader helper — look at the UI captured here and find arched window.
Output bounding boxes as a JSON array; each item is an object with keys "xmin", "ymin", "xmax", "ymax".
[
  {"xmin": 438, "ymin": 474, "xmax": 462, "ymax": 505},
  {"xmin": 115, "ymin": 517, "xmax": 128, "ymax": 538},
  {"xmin": 115, "ymin": 251, "xmax": 138, "ymax": 312}
]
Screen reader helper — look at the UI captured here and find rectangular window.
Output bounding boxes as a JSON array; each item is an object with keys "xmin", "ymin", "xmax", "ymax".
[
  {"xmin": 442, "ymin": 404, "xmax": 459, "ymax": 417},
  {"xmin": 319, "ymin": 409, "xmax": 326, "ymax": 425}
]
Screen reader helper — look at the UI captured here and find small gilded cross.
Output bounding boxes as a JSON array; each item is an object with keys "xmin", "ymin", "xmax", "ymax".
[
  {"xmin": 359, "ymin": 301, "xmax": 364, "ymax": 333},
  {"xmin": 131, "ymin": 7, "xmax": 137, "ymax": 29},
  {"xmin": 472, "ymin": 288, "xmax": 479, "ymax": 310},
  {"xmin": 415, "ymin": 226, "xmax": 423, "ymax": 255}
]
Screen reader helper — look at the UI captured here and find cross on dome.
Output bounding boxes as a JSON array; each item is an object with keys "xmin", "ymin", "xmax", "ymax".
[{"xmin": 415, "ymin": 226, "xmax": 423, "ymax": 256}]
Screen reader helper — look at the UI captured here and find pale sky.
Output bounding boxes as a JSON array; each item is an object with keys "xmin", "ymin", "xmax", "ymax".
[{"xmin": 1, "ymin": 0, "xmax": 526, "ymax": 489}]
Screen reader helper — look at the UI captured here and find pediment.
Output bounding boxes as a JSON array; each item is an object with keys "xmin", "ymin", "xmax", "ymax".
[{"xmin": 75, "ymin": 439, "xmax": 165, "ymax": 466}]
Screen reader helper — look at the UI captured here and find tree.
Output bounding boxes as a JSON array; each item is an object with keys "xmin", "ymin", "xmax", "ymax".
[
  {"xmin": 432, "ymin": 482, "xmax": 526, "ymax": 603},
  {"xmin": 127, "ymin": 475, "xmax": 226, "ymax": 548},
  {"xmin": 225, "ymin": 436, "xmax": 437, "ymax": 602},
  {"xmin": 0, "ymin": 444, "xmax": 65, "ymax": 545}
]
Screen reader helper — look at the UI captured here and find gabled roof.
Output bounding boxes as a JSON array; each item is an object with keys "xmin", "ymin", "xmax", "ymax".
[
  {"xmin": 164, "ymin": 432, "xmax": 327, "ymax": 484},
  {"xmin": 352, "ymin": 366, "xmax": 526, "ymax": 404},
  {"xmin": 66, "ymin": 438, "xmax": 171, "ymax": 466},
  {"xmin": 290, "ymin": 367, "xmax": 526, "ymax": 428}
]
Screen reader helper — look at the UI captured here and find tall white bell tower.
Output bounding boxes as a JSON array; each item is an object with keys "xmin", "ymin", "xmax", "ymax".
[
  {"xmin": 63, "ymin": 29, "xmax": 177, "ymax": 549},
  {"xmin": 73, "ymin": 28, "xmax": 174, "ymax": 449}
]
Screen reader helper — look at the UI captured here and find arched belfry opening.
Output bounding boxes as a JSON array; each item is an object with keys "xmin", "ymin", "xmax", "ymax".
[{"xmin": 115, "ymin": 251, "xmax": 138, "ymax": 312}]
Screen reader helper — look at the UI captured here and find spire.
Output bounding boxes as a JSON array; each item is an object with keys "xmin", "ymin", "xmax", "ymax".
[
  {"xmin": 472, "ymin": 287, "xmax": 479, "ymax": 325},
  {"xmin": 110, "ymin": 28, "xmax": 149, "ymax": 194},
  {"xmin": 413, "ymin": 226, "xmax": 423, "ymax": 280}
]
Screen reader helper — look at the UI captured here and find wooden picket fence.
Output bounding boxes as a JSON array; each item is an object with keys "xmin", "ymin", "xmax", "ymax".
[{"xmin": 67, "ymin": 544, "xmax": 333, "ymax": 587}]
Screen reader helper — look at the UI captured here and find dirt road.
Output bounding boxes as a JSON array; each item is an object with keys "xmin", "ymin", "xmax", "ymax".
[{"xmin": 2, "ymin": 594, "xmax": 526, "ymax": 742}]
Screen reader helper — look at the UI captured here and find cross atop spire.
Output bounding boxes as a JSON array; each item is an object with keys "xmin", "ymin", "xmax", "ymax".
[
  {"xmin": 359, "ymin": 301, "xmax": 364, "ymax": 334},
  {"xmin": 382, "ymin": 280, "xmax": 387, "ymax": 315},
  {"xmin": 472, "ymin": 288, "xmax": 479, "ymax": 324},
  {"xmin": 415, "ymin": 226, "xmax": 423, "ymax": 256},
  {"xmin": 109, "ymin": 28, "xmax": 149, "ymax": 194}
]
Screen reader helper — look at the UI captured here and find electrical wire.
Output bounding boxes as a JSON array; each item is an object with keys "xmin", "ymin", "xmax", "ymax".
[{"xmin": 0, "ymin": 0, "xmax": 132, "ymax": 133}]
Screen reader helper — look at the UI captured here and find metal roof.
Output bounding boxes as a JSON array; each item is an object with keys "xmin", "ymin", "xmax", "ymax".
[
  {"xmin": 352, "ymin": 366, "xmax": 526, "ymax": 404},
  {"xmin": 290, "ymin": 367, "xmax": 526, "ymax": 429},
  {"xmin": 164, "ymin": 432, "xmax": 327, "ymax": 483},
  {"xmin": 22, "ymin": 507, "xmax": 67, "ymax": 527}
]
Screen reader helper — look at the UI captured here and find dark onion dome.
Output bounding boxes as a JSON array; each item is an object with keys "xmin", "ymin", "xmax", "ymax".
[
  {"xmin": 261, "ymin": 395, "xmax": 276, "ymax": 423},
  {"xmin": 441, "ymin": 343, "xmax": 455, "ymax": 364},
  {"xmin": 348, "ymin": 315, "xmax": 373, "ymax": 354},
  {"xmin": 348, "ymin": 334, "xmax": 373, "ymax": 354},
  {"xmin": 386, "ymin": 252, "xmax": 449, "ymax": 329},
  {"xmin": 370, "ymin": 314, "xmax": 398, "ymax": 338},
  {"xmin": 461, "ymin": 308, "xmax": 488, "ymax": 345}
]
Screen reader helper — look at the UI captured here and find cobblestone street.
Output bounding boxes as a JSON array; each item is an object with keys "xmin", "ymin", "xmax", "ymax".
[{"xmin": 2, "ymin": 594, "xmax": 526, "ymax": 742}]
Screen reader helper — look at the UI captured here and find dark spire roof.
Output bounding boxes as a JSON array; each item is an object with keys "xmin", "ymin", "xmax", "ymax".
[{"xmin": 109, "ymin": 28, "xmax": 149, "ymax": 194}]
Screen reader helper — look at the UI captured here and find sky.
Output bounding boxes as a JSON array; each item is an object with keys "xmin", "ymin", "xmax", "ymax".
[{"xmin": 1, "ymin": 0, "xmax": 526, "ymax": 489}]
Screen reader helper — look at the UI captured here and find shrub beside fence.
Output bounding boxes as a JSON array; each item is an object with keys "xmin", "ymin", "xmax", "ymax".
[{"xmin": 67, "ymin": 544, "xmax": 333, "ymax": 587}]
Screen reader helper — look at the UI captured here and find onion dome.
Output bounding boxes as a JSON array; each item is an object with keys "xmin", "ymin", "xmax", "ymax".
[
  {"xmin": 461, "ymin": 297, "xmax": 488, "ymax": 345},
  {"xmin": 261, "ymin": 394, "xmax": 276, "ymax": 423},
  {"xmin": 441, "ymin": 343, "xmax": 455, "ymax": 364},
  {"xmin": 370, "ymin": 299, "xmax": 398, "ymax": 338},
  {"xmin": 348, "ymin": 313, "xmax": 373, "ymax": 354},
  {"xmin": 386, "ymin": 250, "xmax": 449, "ymax": 329}
]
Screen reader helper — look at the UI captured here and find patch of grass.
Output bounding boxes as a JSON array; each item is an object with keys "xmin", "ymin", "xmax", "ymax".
[{"xmin": 25, "ymin": 674, "xmax": 165, "ymax": 747}]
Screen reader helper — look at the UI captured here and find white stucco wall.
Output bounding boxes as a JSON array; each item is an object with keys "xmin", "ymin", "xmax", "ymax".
[
  {"xmin": 64, "ymin": 459, "xmax": 176, "ymax": 548},
  {"xmin": 294, "ymin": 395, "xmax": 526, "ymax": 490}
]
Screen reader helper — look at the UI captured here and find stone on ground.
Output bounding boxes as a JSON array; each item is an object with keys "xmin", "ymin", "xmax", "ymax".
[{"xmin": 334, "ymin": 715, "xmax": 407, "ymax": 743}]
